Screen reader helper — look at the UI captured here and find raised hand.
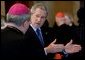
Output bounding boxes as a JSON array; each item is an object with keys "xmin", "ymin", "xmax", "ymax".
[
  {"xmin": 45, "ymin": 39, "xmax": 64, "ymax": 53},
  {"xmin": 65, "ymin": 39, "xmax": 82, "ymax": 54}
]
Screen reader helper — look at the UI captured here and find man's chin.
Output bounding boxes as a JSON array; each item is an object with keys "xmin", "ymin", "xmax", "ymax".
[
  {"xmin": 36, "ymin": 24, "xmax": 42, "ymax": 27},
  {"xmin": 35, "ymin": 25, "xmax": 40, "ymax": 28}
]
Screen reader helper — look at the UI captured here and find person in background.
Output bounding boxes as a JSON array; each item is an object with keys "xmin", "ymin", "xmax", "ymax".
[
  {"xmin": 1, "ymin": 3, "xmax": 30, "ymax": 59},
  {"xmin": 25, "ymin": 3, "xmax": 81, "ymax": 59},
  {"xmin": 47, "ymin": 11, "xmax": 82, "ymax": 59}
]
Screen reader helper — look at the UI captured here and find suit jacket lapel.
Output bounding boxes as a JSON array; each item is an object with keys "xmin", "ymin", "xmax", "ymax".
[{"xmin": 29, "ymin": 26, "xmax": 44, "ymax": 47}]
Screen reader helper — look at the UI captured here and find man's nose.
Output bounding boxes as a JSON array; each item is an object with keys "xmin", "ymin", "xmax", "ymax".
[{"xmin": 37, "ymin": 18, "xmax": 41, "ymax": 22}]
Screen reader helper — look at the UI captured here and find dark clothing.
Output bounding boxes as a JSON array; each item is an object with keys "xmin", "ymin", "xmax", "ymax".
[
  {"xmin": 1, "ymin": 25, "xmax": 48, "ymax": 59},
  {"xmin": 45, "ymin": 24, "xmax": 78, "ymax": 44},
  {"xmin": 24, "ymin": 25, "xmax": 48, "ymax": 59},
  {"xmin": 1, "ymin": 26, "xmax": 24, "ymax": 58},
  {"xmin": 47, "ymin": 24, "xmax": 84, "ymax": 59},
  {"xmin": 53, "ymin": 24, "xmax": 81, "ymax": 44}
]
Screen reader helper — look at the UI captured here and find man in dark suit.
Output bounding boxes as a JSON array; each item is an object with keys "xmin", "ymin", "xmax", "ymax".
[
  {"xmin": 1, "ymin": 3, "xmax": 30, "ymax": 59},
  {"xmin": 24, "ymin": 3, "xmax": 81, "ymax": 59},
  {"xmin": 24, "ymin": 3, "xmax": 66, "ymax": 59}
]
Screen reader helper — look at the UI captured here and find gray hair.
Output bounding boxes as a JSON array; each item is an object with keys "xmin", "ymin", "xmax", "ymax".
[
  {"xmin": 6, "ymin": 13, "xmax": 30, "ymax": 26},
  {"xmin": 31, "ymin": 3, "xmax": 48, "ymax": 16}
]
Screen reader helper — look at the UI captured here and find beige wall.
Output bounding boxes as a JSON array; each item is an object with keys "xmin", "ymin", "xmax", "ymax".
[
  {"xmin": 1, "ymin": 1, "xmax": 5, "ymax": 16},
  {"xmin": 73, "ymin": 1, "xmax": 80, "ymax": 26}
]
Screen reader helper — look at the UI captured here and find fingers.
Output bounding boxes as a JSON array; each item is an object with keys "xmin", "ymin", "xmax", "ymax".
[
  {"xmin": 65, "ymin": 39, "xmax": 73, "ymax": 47},
  {"xmin": 73, "ymin": 44, "xmax": 82, "ymax": 51},
  {"xmin": 51, "ymin": 39, "xmax": 57, "ymax": 44},
  {"xmin": 65, "ymin": 44, "xmax": 82, "ymax": 54}
]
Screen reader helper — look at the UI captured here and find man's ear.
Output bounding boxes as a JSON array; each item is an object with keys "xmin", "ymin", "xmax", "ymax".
[
  {"xmin": 24, "ymin": 20, "xmax": 28, "ymax": 26},
  {"xmin": 21, "ymin": 21, "xmax": 26, "ymax": 27},
  {"xmin": 23, "ymin": 20, "xmax": 30, "ymax": 28}
]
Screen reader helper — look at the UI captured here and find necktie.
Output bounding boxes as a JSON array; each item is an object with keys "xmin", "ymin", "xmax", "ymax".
[{"xmin": 36, "ymin": 28, "xmax": 44, "ymax": 46}]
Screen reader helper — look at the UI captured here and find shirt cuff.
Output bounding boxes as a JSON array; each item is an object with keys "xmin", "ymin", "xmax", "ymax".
[
  {"xmin": 62, "ymin": 49, "xmax": 69, "ymax": 57},
  {"xmin": 44, "ymin": 48, "xmax": 48, "ymax": 55}
]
